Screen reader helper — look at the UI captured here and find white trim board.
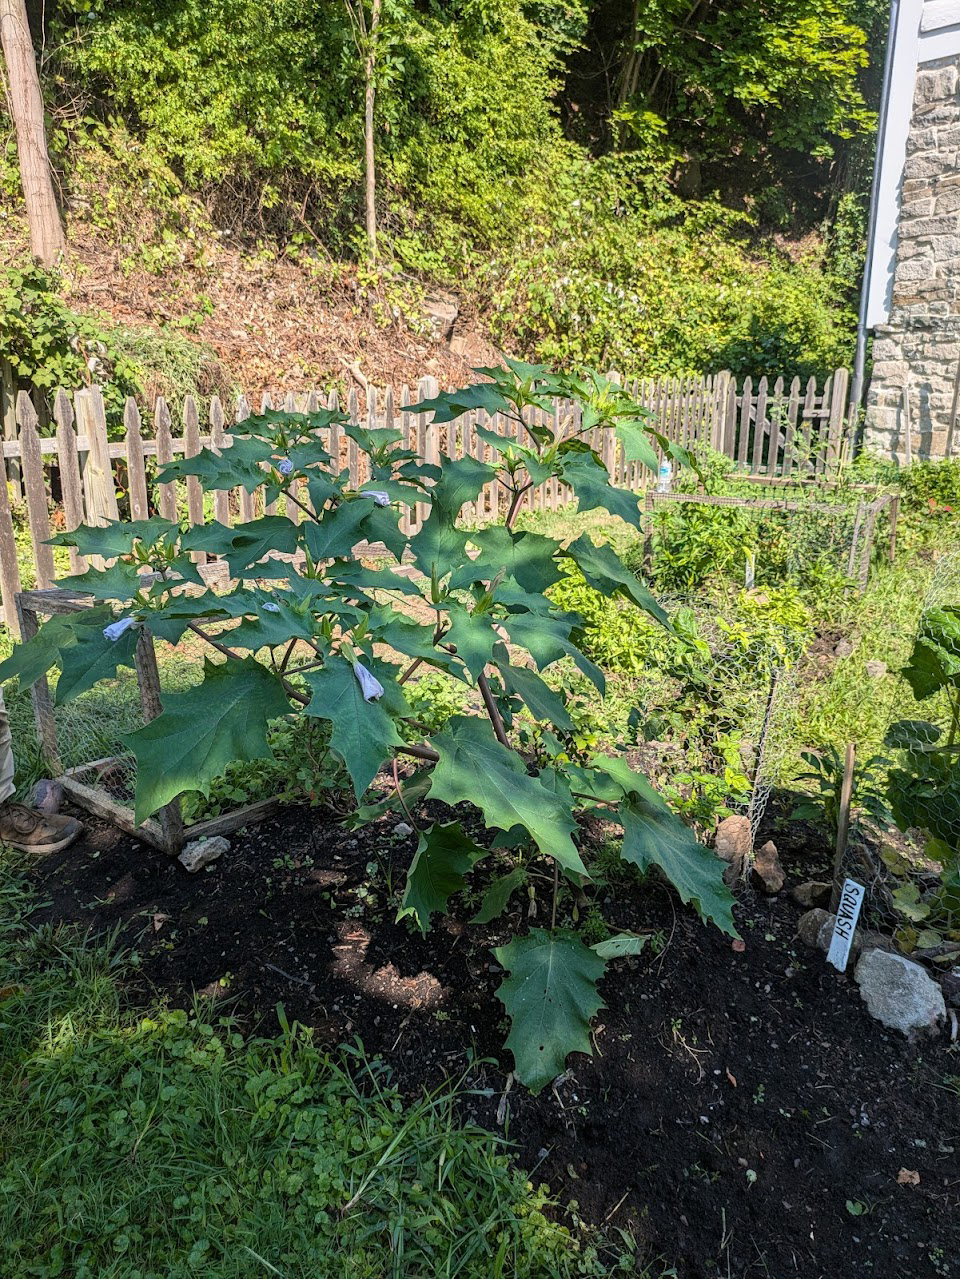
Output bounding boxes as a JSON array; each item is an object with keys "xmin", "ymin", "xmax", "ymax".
[{"xmin": 866, "ymin": 0, "xmax": 960, "ymax": 328}]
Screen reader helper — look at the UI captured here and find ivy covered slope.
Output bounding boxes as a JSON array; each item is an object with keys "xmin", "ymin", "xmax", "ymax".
[{"xmin": 0, "ymin": 362, "xmax": 736, "ymax": 1092}]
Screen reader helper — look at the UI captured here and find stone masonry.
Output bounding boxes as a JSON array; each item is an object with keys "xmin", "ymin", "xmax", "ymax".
[{"xmin": 865, "ymin": 56, "xmax": 960, "ymax": 459}]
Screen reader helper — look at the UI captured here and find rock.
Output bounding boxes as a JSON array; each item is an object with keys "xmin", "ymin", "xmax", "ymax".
[
  {"xmin": 797, "ymin": 908, "xmax": 893, "ymax": 958},
  {"xmin": 865, "ymin": 659, "xmax": 888, "ymax": 678},
  {"xmin": 715, "ymin": 814, "xmax": 753, "ymax": 885},
  {"xmin": 792, "ymin": 880, "xmax": 833, "ymax": 910},
  {"xmin": 31, "ymin": 779, "xmax": 63, "ymax": 816},
  {"xmin": 715, "ymin": 815, "xmax": 752, "ymax": 865},
  {"xmin": 941, "ymin": 968, "xmax": 960, "ymax": 1008},
  {"xmin": 854, "ymin": 949, "xmax": 946, "ymax": 1039},
  {"xmin": 833, "ymin": 638, "xmax": 856, "ymax": 658},
  {"xmin": 752, "ymin": 840, "xmax": 785, "ymax": 894},
  {"xmin": 797, "ymin": 908, "xmax": 835, "ymax": 950},
  {"xmin": 421, "ymin": 292, "xmax": 459, "ymax": 342},
  {"xmin": 393, "ymin": 822, "xmax": 414, "ymax": 839},
  {"xmin": 178, "ymin": 836, "xmax": 229, "ymax": 873}
]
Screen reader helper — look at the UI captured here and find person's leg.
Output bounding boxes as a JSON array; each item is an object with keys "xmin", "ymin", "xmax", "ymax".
[{"xmin": 0, "ymin": 683, "xmax": 83, "ymax": 853}]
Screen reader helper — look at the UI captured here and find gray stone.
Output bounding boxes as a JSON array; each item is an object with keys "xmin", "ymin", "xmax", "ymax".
[
  {"xmin": 916, "ymin": 66, "xmax": 958, "ymax": 104},
  {"xmin": 865, "ymin": 660, "xmax": 888, "ymax": 678},
  {"xmin": 797, "ymin": 908, "xmax": 834, "ymax": 950},
  {"xmin": 178, "ymin": 836, "xmax": 230, "ymax": 873},
  {"xmin": 752, "ymin": 840, "xmax": 785, "ymax": 894},
  {"xmin": 393, "ymin": 821, "xmax": 414, "ymax": 838},
  {"xmin": 31, "ymin": 779, "xmax": 63, "ymax": 816},
  {"xmin": 714, "ymin": 815, "xmax": 752, "ymax": 867},
  {"xmin": 854, "ymin": 949, "xmax": 946, "ymax": 1039},
  {"xmin": 896, "ymin": 258, "xmax": 934, "ymax": 282},
  {"xmin": 421, "ymin": 292, "xmax": 459, "ymax": 342},
  {"xmin": 792, "ymin": 880, "xmax": 833, "ymax": 910}
]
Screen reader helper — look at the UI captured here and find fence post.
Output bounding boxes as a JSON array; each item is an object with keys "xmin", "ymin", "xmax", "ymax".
[
  {"xmin": 16, "ymin": 392, "xmax": 55, "ymax": 589},
  {"xmin": 53, "ymin": 390, "xmax": 87, "ymax": 573},
  {"xmin": 1, "ymin": 357, "xmax": 21, "ymax": 503},
  {"xmin": 75, "ymin": 386, "xmax": 120, "ymax": 524},
  {"xmin": 0, "ymin": 445, "xmax": 22, "ymax": 635}
]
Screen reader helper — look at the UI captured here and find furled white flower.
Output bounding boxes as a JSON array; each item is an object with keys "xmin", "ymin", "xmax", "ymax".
[
  {"xmin": 102, "ymin": 616, "xmax": 137, "ymax": 642},
  {"xmin": 261, "ymin": 602, "xmax": 281, "ymax": 614},
  {"xmin": 358, "ymin": 490, "xmax": 391, "ymax": 507},
  {"xmin": 277, "ymin": 458, "xmax": 294, "ymax": 476},
  {"xmin": 353, "ymin": 661, "xmax": 384, "ymax": 703}
]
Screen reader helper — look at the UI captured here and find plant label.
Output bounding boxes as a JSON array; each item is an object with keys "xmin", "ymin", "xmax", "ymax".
[{"xmin": 826, "ymin": 879, "xmax": 865, "ymax": 973}]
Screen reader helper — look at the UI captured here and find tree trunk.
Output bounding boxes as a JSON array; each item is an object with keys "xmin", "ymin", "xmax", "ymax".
[
  {"xmin": 363, "ymin": 0, "xmax": 380, "ymax": 264},
  {"xmin": 0, "ymin": 0, "xmax": 64, "ymax": 266}
]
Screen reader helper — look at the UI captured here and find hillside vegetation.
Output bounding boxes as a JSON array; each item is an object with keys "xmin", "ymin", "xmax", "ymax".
[{"xmin": 1, "ymin": 0, "xmax": 887, "ymax": 401}]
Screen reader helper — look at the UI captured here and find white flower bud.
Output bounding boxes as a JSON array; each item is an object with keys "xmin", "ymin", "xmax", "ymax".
[
  {"xmin": 102, "ymin": 616, "xmax": 137, "ymax": 642},
  {"xmin": 353, "ymin": 661, "xmax": 385, "ymax": 702}
]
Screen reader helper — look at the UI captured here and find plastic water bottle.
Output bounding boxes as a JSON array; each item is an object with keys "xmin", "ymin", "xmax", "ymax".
[{"xmin": 656, "ymin": 460, "xmax": 672, "ymax": 493}]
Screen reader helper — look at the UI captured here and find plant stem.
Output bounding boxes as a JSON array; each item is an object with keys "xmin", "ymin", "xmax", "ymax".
[
  {"xmin": 949, "ymin": 688, "xmax": 960, "ymax": 749},
  {"xmin": 478, "ymin": 671, "xmax": 510, "ymax": 747},
  {"xmin": 504, "ymin": 482, "xmax": 533, "ymax": 531},
  {"xmin": 551, "ymin": 858, "xmax": 559, "ymax": 930}
]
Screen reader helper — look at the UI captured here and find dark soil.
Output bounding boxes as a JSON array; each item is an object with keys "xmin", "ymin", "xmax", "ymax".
[{"xmin": 24, "ymin": 797, "xmax": 960, "ymax": 1279}]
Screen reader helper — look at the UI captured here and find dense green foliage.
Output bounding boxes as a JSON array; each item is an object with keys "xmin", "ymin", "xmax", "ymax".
[
  {"xmin": 0, "ymin": 0, "xmax": 884, "ymax": 383},
  {"xmin": 0, "ymin": 363, "xmax": 736, "ymax": 1090},
  {"xmin": 0, "ymin": 871, "xmax": 628, "ymax": 1277}
]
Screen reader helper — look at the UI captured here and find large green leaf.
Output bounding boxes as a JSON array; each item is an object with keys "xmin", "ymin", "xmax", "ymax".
[
  {"xmin": 367, "ymin": 606, "xmax": 459, "ymax": 673},
  {"xmin": 55, "ymin": 622, "xmax": 140, "ymax": 705},
  {"xmin": 0, "ymin": 609, "xmax": 109, "ymax": 690},
  {"xmin": 221, "ymin": 517, "xmax": 302, "ymax": 576},
  {"xmin": 48, "ymin": 517, "xmax": 178, "ymax": 560},
  {"xmin": 407, "ymin": 383, "xmax": 517, "ymax": 423},
  {"xmin": 303, "ymin": 501, "xmax": 372, "ymax": 562},
  {"xmin": 428, "ymin": 716, "xmax": 586, "ymax": 875},
  {"xmin": 591, "ymin": 933, "xmax": 650, "ymax": 960},
  {"xmin": 471, "ymin": 866, "xmax": 527, "ymax": 923},
  {"xmin": 613, "ymin": 420, "xmax": 660, "ymax": 473},
  {"xmin": 561, "ymin": 534, "xmax": 669, "ymax": 628},
  {"xmin": 397, "ymin": 821, "xmax": 486, "ymax": 934},
  {"xmin": 60, "ymin": 560, "xmax": 147, "ymax": 602},
  {"xmin": 445, "ymin": 604, "xmax": 501, "ymax": 682},
  {"xmin": 408, "ymin": 510, "xmax": 468, "ymax": 578},
  {"xmin": 430, "ymin": 455, "xmax": 497, "ymax": 522},
  {"xmin": 494, "ymin": 929, "xmax": 606, "ymax": 1093},
  {"xmin": 302, "ymin": 655, "xmax": 404, "ymax": 798},
  {"xmin": 495, "ymin": 658, "xmax": 573, "ymax": 730},
  {"xmin": 902, "ymin": 606, "xmax": 960, "ymax": 699},
  {"xmin": 451, "ymin": 527, "xmax": 562, "ymax": 594},
  {"xmin": 619, "ymin": 798, "xmax": 737, "ymax": 936},
  {"xmin": 503, "ymin": 611, "xmax": 606, "ymax": 695},
  {"xmin": 557, "ymin": 450, "xmax": 642, "ymax": 527},
  {"xmin": 123, "ymin": 657, "xmax": 290, "ymax": 824},
  {"xmin": 157, "ymin": 436, "xmax": 276, "ymax": 492}
]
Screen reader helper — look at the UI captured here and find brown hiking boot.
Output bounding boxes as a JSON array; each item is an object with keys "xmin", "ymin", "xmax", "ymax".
[{"xmin": 0, "ymin": 802, "xmax": 83, "ymax": 854}]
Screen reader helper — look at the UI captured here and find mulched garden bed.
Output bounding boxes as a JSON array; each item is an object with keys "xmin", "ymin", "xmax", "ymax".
[{"xmin": 24, "ymin": 797, "xmax": 960, "ymax": 1279}]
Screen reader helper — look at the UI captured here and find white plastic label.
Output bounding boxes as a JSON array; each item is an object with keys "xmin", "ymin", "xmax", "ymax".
[{"xmin": 826, "ymin": 879, "xmax": 865, "ymax": 973}]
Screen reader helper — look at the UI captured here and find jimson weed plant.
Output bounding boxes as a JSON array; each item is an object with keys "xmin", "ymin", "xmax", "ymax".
[{"xmin": 0, "ymin": 360, "xmax": 736, "ymax": 1091}]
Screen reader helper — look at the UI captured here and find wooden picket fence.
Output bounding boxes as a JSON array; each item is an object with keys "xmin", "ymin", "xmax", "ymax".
[{"xmin": 0, "ymin": 368, "xmax": 853, "ymax": 635}]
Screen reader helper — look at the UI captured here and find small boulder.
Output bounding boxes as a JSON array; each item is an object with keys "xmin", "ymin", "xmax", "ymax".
[
  {"xmin": 31, "ymin": 779, "xmax": 63, "ymax": 816},
  {"xmin": 833, "ymin": 638, "xmax": 856, "ymax": 658},
  {"xmin": 178, "ymin": 836, "xmax": 229, "ymax": 874},
  {"xmin": 752, "ymin": 840, "xmax": 785, "ymax": 894},
  {"xmin": 797, "ymin": 908, "xmax": 893, "ymax": 958},
  {"xmin": 393, "ymin": 822, "xmax": 414, "ymax": 839},
  {"xmin": 865, "ymin": 659, "xmax": 888, "ymax": 678},
  {"xmin": 798, "ymin": 908, "xmax": 835, "ymax": 950},
  {"xmin": 854, "ymin": 949, "xmax": 946, "ymax": 1039},
  {"xmin": 792, "ymin": 880, "xmax": 833, "ymax": 910},
  {"xmin": 715, "ymin": 814, "xmax": 752, "ymax": 865}
]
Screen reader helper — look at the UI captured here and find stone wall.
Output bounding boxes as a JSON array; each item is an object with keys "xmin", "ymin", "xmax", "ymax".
[{"xmin": 865, "ymin": 55, "xmax": 960, "ymax": 460}]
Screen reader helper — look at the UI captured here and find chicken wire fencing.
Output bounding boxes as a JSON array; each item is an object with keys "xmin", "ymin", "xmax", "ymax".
[
  {"xmin": 641, "ymin": 491, "xmax": 896, "ymax": 596},
  {"xmin": 11, "ymin": 590, "xmax": 283, "ymax": 854},
  {"xmin": 821, "ymin": 550, "xmax": 960, "ymax": 938}
]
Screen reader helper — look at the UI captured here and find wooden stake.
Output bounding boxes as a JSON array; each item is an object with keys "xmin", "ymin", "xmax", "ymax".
[{"xmin": 830, "ymin": 743, "xmax": 856, "ymax": 913}]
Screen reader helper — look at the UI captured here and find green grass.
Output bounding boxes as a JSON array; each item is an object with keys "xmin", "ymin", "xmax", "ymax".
[{"xmin": 0, "ymin": 867, "xmax": 638, "ymax": 1279}]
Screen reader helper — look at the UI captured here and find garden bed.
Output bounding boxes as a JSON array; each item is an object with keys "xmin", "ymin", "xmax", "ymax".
[{"xmin": 25, "ymin": 796, "xmax": 960, "ymax": 1279}]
